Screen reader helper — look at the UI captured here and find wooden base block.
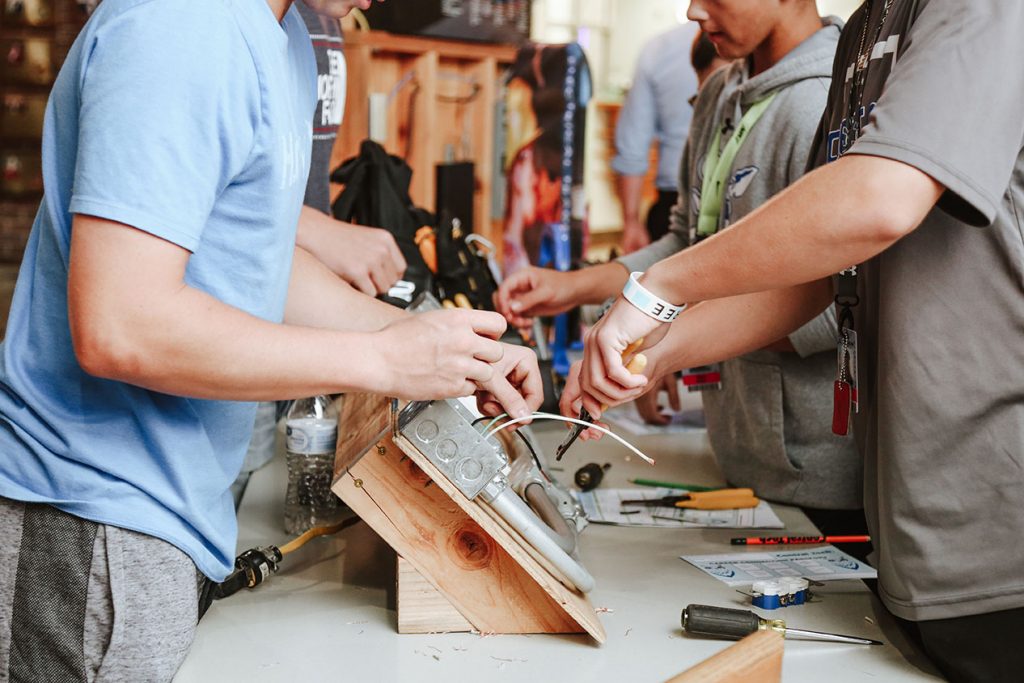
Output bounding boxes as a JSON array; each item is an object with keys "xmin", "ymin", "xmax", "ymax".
[
  {"xmin": 665, "ymin": 631, "xmax": 784, "ymax": 683},
  {"xmin": 396, "ymin": 557, "xmax": 474, "ymax": 634}
]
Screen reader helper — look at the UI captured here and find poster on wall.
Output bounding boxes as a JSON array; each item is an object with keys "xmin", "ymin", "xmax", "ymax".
[{"xmin": 502, "ymin": 42, "xmax": 591, "ymax": 277}]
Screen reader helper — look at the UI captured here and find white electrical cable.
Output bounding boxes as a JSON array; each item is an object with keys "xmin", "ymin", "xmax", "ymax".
[
  {"xmin": 483, "ymin": 412, "xmax": 656, "ymax": 465},
  {"xmin": 481, "ymin": 413, "xmax": 508, "ymax": 434}
]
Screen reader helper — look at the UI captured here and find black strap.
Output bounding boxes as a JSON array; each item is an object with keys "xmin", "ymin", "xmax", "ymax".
[{"xmin": 835, "ymin": 267, "xmax": 859, "ymax": 332}]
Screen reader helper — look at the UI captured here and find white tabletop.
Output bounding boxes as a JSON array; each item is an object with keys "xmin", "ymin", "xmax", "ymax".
[{"xmin": 176, "ymin": 413, "xmax": 941, "ymax": 682}]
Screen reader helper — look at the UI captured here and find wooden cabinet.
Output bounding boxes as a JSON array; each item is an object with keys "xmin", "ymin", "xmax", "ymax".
[
  {"xmin": 0, "ymin": 0, "xmax": 88, "ymax": 265},
  {"xmin": 333, "ymin": 30, "xmax": 517, "ymax": 250}
]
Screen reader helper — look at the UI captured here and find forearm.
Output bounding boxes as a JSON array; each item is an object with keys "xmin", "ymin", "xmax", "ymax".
[
  {"xmin": 68, "ymin": 216, "xmax": 396, "ymax": 401},
  {"xmin": 616, "ymin": 174, "xmax": 645, "ymax": 224},
  {"xmin": 294, "ymin": 205, "xmax": 406, "ymax": 296},
  {"xmin": 294, "ymin": 204, "xmax": 334, "ymax": 255},
  {"xmin": 643, "ymin": 155, "xmax": 943, "ymax": 304},
  {"xmin": 573, "ymin": 262, "xmax": 631, "ymax": 305},
  {"xmin": 78, "ymin": 281, "xmax": 388, "ymax": 401},
  {"xmin": 648, "ymin": 279, "xmax": 833, "ymax": 375},
  {"xmin": 285, "ymin": 246, "xmax": 403, "ymax": 331}
]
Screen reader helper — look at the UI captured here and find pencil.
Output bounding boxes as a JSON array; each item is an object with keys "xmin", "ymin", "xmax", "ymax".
[
  {"xmin": 628, "ymin": 478, "xmax": 717, "ymax": 492},
  {"xmin": 731, "ymin": 535, "xmax": 871, "ymax": 546}
]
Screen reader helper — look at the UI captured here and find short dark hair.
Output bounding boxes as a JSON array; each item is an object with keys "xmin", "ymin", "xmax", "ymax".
[{"xmin": 691, "ymin": 30, "xmax": 719, "ymax": 72}]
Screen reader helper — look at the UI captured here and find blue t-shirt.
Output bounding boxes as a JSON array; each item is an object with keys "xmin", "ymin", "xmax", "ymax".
[{"xmin": 0, "ymin": 0, "xmax": 316, "ymax": 580}]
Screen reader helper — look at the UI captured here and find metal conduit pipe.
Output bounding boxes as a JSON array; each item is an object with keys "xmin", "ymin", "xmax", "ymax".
[
  {"xmin": 485, "ymin": 486, "xmax": 595, "ymax": 593},
  {"xmin": 524, "ymin": 482, "xmax": 577, "ymax": 554},
  {"xmin": 502, "ymin": 429, "xmax": 577, "ymax": 553}
]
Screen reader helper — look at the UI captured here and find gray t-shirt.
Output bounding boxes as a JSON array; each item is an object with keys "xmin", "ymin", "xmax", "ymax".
[{"xmin": 811, "ymin": 0, "xmax": 1024, "ymax": 621}]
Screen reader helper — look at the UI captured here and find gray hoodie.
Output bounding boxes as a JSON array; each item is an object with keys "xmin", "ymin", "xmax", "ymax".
[{"xmin": 619, "ymin": 18, "xmax": 861, "ymax": 510}]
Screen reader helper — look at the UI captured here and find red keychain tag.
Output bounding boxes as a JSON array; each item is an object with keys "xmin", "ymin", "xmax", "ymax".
[
  {"xmin": 682, "ymin": 364, "xmax": 723, "ymax": 392},
  {"xmin": 832, "ymin": 380, "xmax": 852, "ymax": 436}
]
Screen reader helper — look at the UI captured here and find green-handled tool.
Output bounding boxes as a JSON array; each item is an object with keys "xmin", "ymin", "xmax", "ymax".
[{"xmin": 681, "ymin": 604, "xmax": 883, "ymax": 646}]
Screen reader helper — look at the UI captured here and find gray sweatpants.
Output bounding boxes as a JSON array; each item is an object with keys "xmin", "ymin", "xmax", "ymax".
[{"xmin": 0, "ymin": 497, "xmax": 203, "ymax": 682}]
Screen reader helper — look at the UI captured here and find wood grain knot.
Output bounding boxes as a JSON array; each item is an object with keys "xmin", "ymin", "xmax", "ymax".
[
  {"xmin": 448, "ymin": 523, "xmax": 495, "ymax": 570},
  {"xmin": 404, "ymin": 458, "xmax": 430, "ymax": 485}
]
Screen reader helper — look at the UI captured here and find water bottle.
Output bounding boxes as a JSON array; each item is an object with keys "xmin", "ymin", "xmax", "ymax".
[{"xmin": 283, "ymin": 395, "xmax": 345, "ymax": 534}]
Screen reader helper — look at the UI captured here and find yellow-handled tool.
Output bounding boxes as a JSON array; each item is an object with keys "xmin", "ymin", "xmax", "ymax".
[{"xmin": 621, "ymin": 488, "xmax": 760, "ymax": 510}]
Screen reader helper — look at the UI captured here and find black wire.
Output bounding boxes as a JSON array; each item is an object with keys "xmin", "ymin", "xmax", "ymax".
[
  {"xmin": 514, "ymin": 428, "xmax": 549, "ymax": 481},
  {"xmin": 473, "ymin": 415, "xmax": 548, "ymax": 480}
]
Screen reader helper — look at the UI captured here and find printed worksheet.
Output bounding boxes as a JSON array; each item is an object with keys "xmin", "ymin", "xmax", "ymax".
[
  {"xmin": 680, "ymin": 547, "xmax": 878, "ymax": 586},
  {"xmin": 576, "ymin": 487, "xmax": 785, "ymax": 529}
]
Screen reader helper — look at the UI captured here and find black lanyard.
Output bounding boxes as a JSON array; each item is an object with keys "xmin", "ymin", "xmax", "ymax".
[
  {"xmin": 832, "ymin": 1, "xmax": 895, "ymax": 435},
  {"xmin": 835, "ymin": 0, "xmax": 894, "ymax": 334}
]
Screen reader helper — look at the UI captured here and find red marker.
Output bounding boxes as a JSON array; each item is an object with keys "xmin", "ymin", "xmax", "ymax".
[{"xmin": 731, "ymin": 535, "xmax": 871, "ymax": 546}]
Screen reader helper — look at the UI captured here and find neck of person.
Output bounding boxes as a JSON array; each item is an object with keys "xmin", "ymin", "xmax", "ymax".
[
  {"xmin": 267, "ymin": 0, "xmax": 295, "ymax": 22},
  {"xmin": 749, "ymin": 13, "xmax": 824, "ymax": 76}
]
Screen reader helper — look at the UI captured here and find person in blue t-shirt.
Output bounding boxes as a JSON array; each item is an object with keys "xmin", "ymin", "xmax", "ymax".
[{"xmin": 0, "ymin": 1, "xmax": 541, "ymax": 679}]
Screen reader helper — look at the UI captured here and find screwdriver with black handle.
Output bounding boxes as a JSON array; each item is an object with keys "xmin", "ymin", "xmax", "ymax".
[{"xmin": 681, "ymin": 604, "xmax": 882, "ymax": 645}]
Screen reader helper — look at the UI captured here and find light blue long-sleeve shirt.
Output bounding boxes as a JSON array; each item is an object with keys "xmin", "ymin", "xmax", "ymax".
[{"xmin": 611, "ymin": 23, "xmax": 700, "ymax": 190}]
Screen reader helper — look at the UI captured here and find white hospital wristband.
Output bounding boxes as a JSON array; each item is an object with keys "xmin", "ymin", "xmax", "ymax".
[{"xmin": 622, "ymin": 272, "xmax": 685, "ymax": 322}]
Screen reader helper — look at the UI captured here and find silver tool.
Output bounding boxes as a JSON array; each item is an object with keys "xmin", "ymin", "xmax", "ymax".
[{"xmin": 682, "ymin": 604, "xmax": 883, "ymax": 646}]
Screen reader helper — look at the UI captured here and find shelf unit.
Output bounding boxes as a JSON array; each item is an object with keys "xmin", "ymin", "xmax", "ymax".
[
  {"xmin": 0, "ymin": 1, "xmax": 87, "ymax": 265},
  {"xmin": 333, "ymin": 30, "xmax": 518, "ymax": 251}
]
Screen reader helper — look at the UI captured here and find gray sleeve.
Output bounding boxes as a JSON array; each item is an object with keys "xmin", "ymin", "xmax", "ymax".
[
  {"xmin": 850, "ymin": 0, "xmax": 1024, "ymax": 227},
  {"xmin": 778, "ymin": 78, "xmax": 831, "ymax": 187},
  {"xmin": 611, "ymin": 48, "xmax": 658, "ymax": 177},
  {"xmin": 788, "ymin": 304, "xmax": 838, "ymax": 358}
]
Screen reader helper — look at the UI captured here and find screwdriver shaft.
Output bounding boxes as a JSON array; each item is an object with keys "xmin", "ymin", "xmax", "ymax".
[{"xmin": 780, "ymin": 627, "xmax": 882, "ymax": 646}]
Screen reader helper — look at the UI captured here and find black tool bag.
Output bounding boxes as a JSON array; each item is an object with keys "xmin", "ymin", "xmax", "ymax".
[
  {"xmin": 433, "ymin": 216, "xmax": 501, "ymax": 311},
  {"xmin": 331, "ymin": 140, "xmax": 435, "ymax": 308},
  {"xmin": 332, "ymin": 139, "xmax": 501, "ymax": 312}
]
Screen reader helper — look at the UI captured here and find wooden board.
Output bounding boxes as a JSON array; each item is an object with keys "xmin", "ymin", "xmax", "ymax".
[
  {"xmin": 396, "ymin": 557, "xmax": 473, "ymax": 634},
  {"xmin": 333, "ymin": 432, "xmax": 585, "ymax": 636},
  {"xmin": 665, "ymin": 631, "xmax": 783, "ymax": 683},
  {"xmin": 333, "ymin": 392, "xmax": 391, "ymax": 479},
  {"xmin": 343, "ymin": 30, "xmax": 518, "ymax": 62}
]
